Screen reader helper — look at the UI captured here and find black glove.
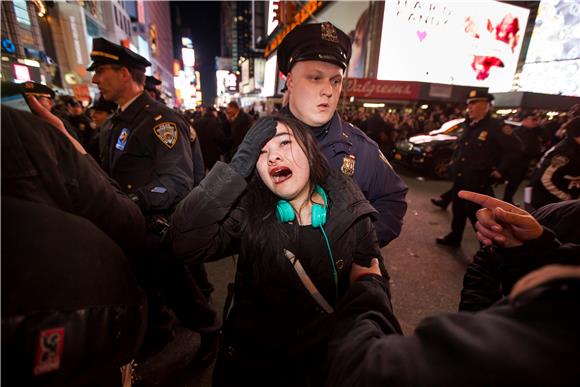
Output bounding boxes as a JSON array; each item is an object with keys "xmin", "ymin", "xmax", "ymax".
[
  {"xmin": 229, "ymin": 117, "xmax": 277, "ymax": 177},
  {"xmin": 147, "ymin": 214, "xmax": 170, "ymax": 237}
]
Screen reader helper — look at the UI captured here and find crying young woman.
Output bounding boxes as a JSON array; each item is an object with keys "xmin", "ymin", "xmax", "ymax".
[{"xmin": 166, "ymin": 114, "xmax": 388, "ymax": 386}]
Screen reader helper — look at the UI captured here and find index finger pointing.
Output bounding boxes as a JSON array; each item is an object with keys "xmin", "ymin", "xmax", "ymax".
[{"xmin": 458, "ymin": 191, "xmax": 523, "ymax": 214}]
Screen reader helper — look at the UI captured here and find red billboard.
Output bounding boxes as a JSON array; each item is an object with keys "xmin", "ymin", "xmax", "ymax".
[{"xmin": 344, "ymin": 78, "xmax": 420, "ymax": 100}]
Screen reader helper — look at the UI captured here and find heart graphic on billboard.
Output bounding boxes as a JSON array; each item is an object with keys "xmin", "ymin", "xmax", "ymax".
[{"xmin": 416, "ymin": 30, "xmax": 427, "ymax": 42}]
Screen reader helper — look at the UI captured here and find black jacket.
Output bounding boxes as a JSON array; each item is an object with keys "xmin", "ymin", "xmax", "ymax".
[
  {"xmin": 529, "ymin": 137, "xmax": 580, "ymax": 209},
  {"xmin": 194, "ymin": 113, "xmax": 228, "ymax": 169},
  {"xmin": 168, "ymin": 162, "xmax": 381, "ymax": 385},
  {"xmin": 1, "ymin": 106, "xmax": 146, "ymax": 257},
  {"xmin": 101, "ymin": 92, "xmax": 195, "ymax": 214},
  {"xmin": 328, "ymin": 228, "xmax": 580, "ymax": 386}
]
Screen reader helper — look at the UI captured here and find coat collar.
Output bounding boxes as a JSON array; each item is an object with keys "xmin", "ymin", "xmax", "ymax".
[{"xmin": 118, "ymin": 91, "xmax": 153, "ymax": 124}]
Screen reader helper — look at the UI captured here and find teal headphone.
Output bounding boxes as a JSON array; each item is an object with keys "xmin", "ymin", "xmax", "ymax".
[
  {"xmin": 276, "ymin": 185, "xmax": 338, "ymax": 300},
  {"xmin": 276, "ymin": 185, "xmax": 327, "ymax": 228}
]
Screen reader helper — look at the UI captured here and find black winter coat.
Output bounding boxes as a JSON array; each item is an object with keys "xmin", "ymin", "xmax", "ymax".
[
  {"xmin": 327, "ymin": 229, "xmax": 580, "ymax": 386},
  {"xmin": 168, "ymin": 162, "xmax": 381, "ymax": 386}
]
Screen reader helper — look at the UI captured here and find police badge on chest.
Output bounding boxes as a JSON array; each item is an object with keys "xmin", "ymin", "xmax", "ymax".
[{"xmin": 341, "ymin": 154, "xmax": 356, "ymax": 176}]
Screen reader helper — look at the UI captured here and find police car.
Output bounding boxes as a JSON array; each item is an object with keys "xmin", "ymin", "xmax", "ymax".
[{"xmin": 392, "ymin": 118, "xmax": 521, "ymax": 179}]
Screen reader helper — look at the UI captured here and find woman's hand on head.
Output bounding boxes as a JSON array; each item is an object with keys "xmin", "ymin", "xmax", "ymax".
[{"xmin": 230, "ymin": 117, "xmax": 277, "ymax": 178}]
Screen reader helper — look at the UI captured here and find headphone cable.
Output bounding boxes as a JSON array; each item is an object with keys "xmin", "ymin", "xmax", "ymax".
[{"xmin": 319, "ymin": 225, "xmax": 338, "ymax": 302}]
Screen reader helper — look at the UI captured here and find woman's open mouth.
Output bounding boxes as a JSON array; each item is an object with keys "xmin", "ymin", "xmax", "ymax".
[{"xmin": 270, "ymin": 166, "xmax": 292, "ymax": 184}]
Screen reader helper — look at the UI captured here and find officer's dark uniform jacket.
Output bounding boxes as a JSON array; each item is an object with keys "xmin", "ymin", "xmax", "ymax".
[
  {"xmin": 327, "ymin": 228, "xmax": 580, "ymax": 386},
  {"xmin": 167, "ymin": 162, "xmax": 381, "ymax": 385},
  {"xmin": 528, "ymin": 137, "xmax": 580, "ymax": 209},
  {"xmin": 101, "ymin": 92, "xmax": 194, "ymax": 214},
  {"xmin": 450, "ymin": 114, "xmax": 522, "ymax": 192},
  {"xmin": 282, "ymin": 107, "xmax": 408, "ymax": 247}
]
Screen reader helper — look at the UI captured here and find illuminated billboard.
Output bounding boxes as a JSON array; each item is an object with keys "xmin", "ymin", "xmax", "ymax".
[
  {"xmin": 313, "ymin": 1, "xmax": 371, "ymax": 78},
  {"xmin": 518, "ymin": 1, "xmax": 580, "ymax": 96},
  {"xmin": 377, "ymin": 1, "xmax": 529, "ymax": 91}
]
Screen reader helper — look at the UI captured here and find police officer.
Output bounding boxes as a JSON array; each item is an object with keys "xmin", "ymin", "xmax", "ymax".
[
  {"xmin": 19, "ymin": 81, "xmax": 80, "ymax": 141},
  {"xmin": 19, "ymin": 81, "xmax": 55, "ymax": 110},
  {"xmin": 87, "ymin": 37, "xmax": 220, "ymax": 362},
  {"xmin": 528, "ymin": 116, "xmax": 580, "ymax": 210},
  {"xmin": 277, "ymin": 22, "xmax": 407, "ymax": 247},
  {"xmin": 436, "ymin": 90, "xmax": 522, "ymax": 247},
  {"xmin": 145, "ymin": 75, "xmax": 162, "ymax": 102},
  {"xmin": 502, "ymin": 112, "xmax": 542, "ymax": 204}
]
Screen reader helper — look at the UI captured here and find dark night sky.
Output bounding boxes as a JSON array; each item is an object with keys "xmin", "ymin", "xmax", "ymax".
[{"xmin": 171, "ymin": 1, "xmax": 221, "ymax": 105}]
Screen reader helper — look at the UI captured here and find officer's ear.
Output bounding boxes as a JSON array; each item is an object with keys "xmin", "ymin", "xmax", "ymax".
[
  {"xmin": 119, "ymin": 66, "xmax": 132, "ymax": 82},
  {"xmin": 286, "ymin": 72, "xmax": 294, "ymax": 92}
]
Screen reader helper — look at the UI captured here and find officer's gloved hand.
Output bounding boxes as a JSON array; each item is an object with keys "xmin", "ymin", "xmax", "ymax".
[{"xmin": 229, "ymin": 117, "xmax": 277, "ymax": 178}]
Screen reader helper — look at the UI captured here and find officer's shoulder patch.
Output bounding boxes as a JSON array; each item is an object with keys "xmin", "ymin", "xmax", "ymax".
[
  {"xmin": 189, "ymin": 125, "xmax": 197, "ymax": 142},
  {"xmin": 501, "ymin": 125, "xmax": 513, "ymax": 135},
  {"xmin": 551, "ymin": 155, "xmax": 569, "ymax": 167},
  {"xmin": 379, "ymin": 150, "xmax": 393, "ymax": 169},
  {"xmin": 153, "ymin": 122, "xmax": 179, "ymax": 149}
]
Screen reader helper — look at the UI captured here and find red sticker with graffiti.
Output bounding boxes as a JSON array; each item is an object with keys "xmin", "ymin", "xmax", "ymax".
[{"xmin": 34, "ymin": 327, "xmax": 65, "ymax": 375}]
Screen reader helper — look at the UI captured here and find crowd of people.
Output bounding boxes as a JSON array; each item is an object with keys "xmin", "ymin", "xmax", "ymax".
[{"xmin": 2, "ymin": 20, "xmax": 579, "ymax": 387}]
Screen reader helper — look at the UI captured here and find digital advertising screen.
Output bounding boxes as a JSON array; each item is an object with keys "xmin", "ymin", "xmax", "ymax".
[
  {"xmin": 518, "ymin": 1, "xmax": 580, "ymax": 96},
  {"xmin": 313, "ymin": 1, "xmax": 371, "ymax": 78},
  {"xmin": 377, "ymin": 0, "xmax": 529, "ymax": 91}
]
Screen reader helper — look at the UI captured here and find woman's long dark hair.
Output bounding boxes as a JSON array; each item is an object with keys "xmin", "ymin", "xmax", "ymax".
[{"xmin": 242, "ymin": 114, "xmax": 330, "ymax": 278}]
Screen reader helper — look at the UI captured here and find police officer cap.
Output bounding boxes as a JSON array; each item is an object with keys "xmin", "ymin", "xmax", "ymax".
[
  {"xmin": 87, "ymin": 37, "xmax": 151, "ymax": 71},
  {"xmin": 145, "ymin": 75, "xmax": 162, "ymax": 91},
  {"xmin": 20, "ymin": 81, "xmax": 55, "ymax": 99},
  {"xmin": 466, "ymin": 89, "xmax": 494, "ymax": 103},
  {"xmin": 277, "ymin": 22, "xmax": 351, "ymax": 76},
  {"xmin": 91, "ymin": 97, "xmax": 117, "ymax": 113}
]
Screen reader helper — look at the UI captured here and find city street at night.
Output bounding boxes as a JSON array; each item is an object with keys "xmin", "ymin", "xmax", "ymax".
[{"xmin": 2, "ymin": 0, "xmax": 579, "ymax": 386}]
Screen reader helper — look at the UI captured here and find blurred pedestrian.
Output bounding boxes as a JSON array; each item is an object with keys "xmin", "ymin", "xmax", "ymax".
[
  {"xmin": 436, "ymin": 90, "xmax": 521, "ymax": 247},
  {"xmin": 502, "ymin": 112, "xmax": 542, "ymax": 204},
  {"xmin": 64, "ymin": 97, "xmax": 94, "ymax": 148},
  {"xmin": 194, "ymin": 106, "xmax": 228, "ymax": 170},
  {"xmin": 89, "ymin": 96, "xmax": 117, "ymax": 162},
  {"xmin": 226, "ymin": 100, "xmax": 253, "ymax": 156},
  {"xmin": 277, "ymin": 21, "xmax": 407, "ymax": 247},
  {"xmin": 145, "ymin": 75, "xmax": 163, "ymax": 103}
]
